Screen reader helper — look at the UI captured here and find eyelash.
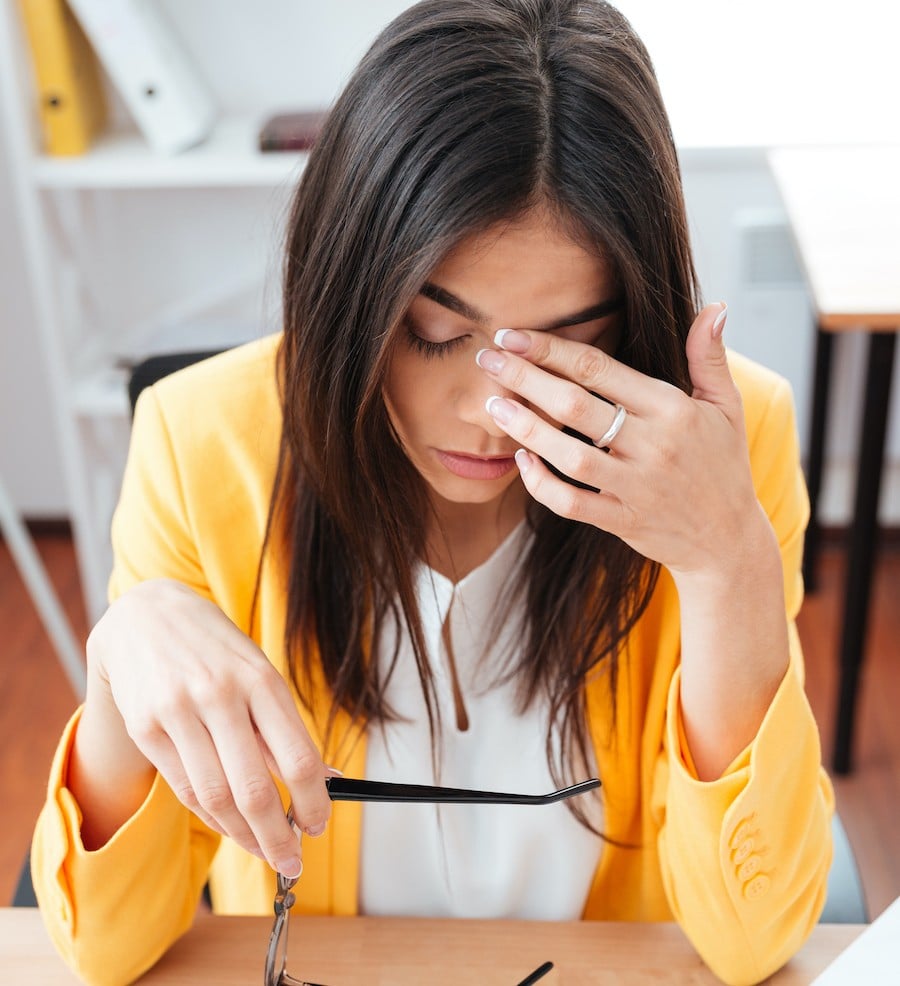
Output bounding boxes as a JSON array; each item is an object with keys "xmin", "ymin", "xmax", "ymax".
[
  {"xmin": 402, "ymin": 316, "xmax": 610, "ymax": 359},
  {"xmin": 404, "ymin": 322, "xmax": 469, "ymax": 360}
]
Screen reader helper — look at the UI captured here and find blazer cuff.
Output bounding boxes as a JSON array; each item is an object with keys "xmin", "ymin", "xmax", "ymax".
[
  {"xmin": 658, "ymin": 645, "xmax": 833, "ymax": 983},
  {"xmin": 32, "ymin": 706, "xmax": 193, "ymax": 937}
]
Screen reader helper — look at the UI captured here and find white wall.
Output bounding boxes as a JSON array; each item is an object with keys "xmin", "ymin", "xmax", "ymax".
[
  {"xmin": 620, "ymin": 0, "xmax": 900, "ymax": 148},
  {"xmin": 1, "ymin": 0, "xmax": 898, "ymax": 521}
]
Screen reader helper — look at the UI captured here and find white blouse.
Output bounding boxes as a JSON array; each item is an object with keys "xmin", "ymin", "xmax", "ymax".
[{"xmin": 359, "ymin": 522, "xmax": 603, "ymax": 919}]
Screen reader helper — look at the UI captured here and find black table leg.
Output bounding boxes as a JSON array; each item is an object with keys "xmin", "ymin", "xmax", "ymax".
[
  {"xmin": 803, "ymin": 326, "xmax": 834, "ymax": 592},
  {"xmin": 833, "ymin": 331, "xmax": 897, "ymax": 775}
]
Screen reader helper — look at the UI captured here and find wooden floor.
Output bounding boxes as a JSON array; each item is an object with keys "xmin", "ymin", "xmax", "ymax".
[{"xmin": 1, "ymin": 531, "xmax": 898, "ymax": 918}]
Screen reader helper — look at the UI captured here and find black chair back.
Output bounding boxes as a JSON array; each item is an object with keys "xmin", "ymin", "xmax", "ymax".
[{"xmin": 127, "ymin": 350, "xmax": 224, "ymax": 417}]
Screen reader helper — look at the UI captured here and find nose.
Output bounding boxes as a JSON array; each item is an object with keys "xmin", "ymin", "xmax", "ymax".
[{"xmin": 463, "ymin": 349, "xmax": 517, "ymax": 437}]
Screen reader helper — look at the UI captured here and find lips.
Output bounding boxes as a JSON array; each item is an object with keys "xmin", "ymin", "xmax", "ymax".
[{"xmin": 436, "ymin": 450, "xmax": 517, "ymax": 480}]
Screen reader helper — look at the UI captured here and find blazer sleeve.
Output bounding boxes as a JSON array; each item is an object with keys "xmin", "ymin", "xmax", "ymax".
[
  {"xmin": 652, "ymin": 373, "xmax": 835, "ymax": 986},
  {"xmin": 31, "ymin": 387, "xmax": 222, "ymax": 986}
]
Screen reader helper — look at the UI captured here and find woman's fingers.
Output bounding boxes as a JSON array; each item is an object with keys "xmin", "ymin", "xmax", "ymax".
[
  {"xmin": 132, "ymin": 724, "xmax": 231, "ymax": 842},
  {"xmin": 94, "ymin": 580, "xmax": 332, "ymax": 875},
  {"xmin": 515, "ymin": 447, "xmax": 627, "ymax": 531},
  {"xmin": 477, "ymin": 341, "xmax": 653, "ymax": 456},
  {"xmin": 161, "ymin": 707, "xmax": 276, "ymax": 857},
  {"xmin": 144, "ymin": 685, "xmax": 314, "ymax": 876},
  {"xmin": 485, "ymin": 328, "xmax": 668, "ymax": 419},
  {"xmin": 203, "ymin": 704, "xmax": 305, "ymax": 875},
  {"xmin": 250, "ymin": 680, "xmax": 333, "ymax": 839},
  {"xmin": 482, "ymin": 303, "xmax": 741, "ymax": 435},
  {"xmin": 477, "ymin": 307, "xmax": 758, "ymax": 575},
  {"xmin": 485, "ymin": 395, "xmax": 628, "ymax": 492},
  {"xmin": 685, "ymin": 303, "xmax": 742, "ymax": 419}
]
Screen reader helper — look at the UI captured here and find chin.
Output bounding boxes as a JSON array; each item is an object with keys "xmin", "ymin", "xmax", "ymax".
[{"xmin": 428, "ymin": 473, "xmax": 520, "ymax": 506}]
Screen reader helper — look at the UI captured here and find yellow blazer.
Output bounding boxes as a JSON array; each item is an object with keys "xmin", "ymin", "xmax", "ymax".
[{"xmin": 32, "ymin": 334, "xmax": 833, "ymax": 986}]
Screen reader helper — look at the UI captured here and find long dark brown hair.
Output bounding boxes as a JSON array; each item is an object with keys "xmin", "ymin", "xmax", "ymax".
[{"xmin": 271, "ymin": 0, "xmax": 699, "ymax": 822}]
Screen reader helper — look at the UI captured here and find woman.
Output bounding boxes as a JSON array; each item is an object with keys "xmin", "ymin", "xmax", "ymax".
[{"xmin": 32, "ymin": 1, "xmax": 833, "ymax": 984}]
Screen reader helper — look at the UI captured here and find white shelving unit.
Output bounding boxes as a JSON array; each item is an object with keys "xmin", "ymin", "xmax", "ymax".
[
  {"xmin": 33, "ymin": 115, "xmax": 307, "ymax": 189},
  {"xmin": 0, "ymin": 0, "xmax": 308, "ymax": 623}
]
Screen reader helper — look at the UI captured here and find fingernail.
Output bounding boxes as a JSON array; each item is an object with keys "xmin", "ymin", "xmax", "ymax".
[
  {"xmin": 485, "ymin": 395, "xmax": 515, "ymax": 425},
  {"xmin": 305, "ymin": 821, "xmax": 327, "ymax": 837},
  {"xmin": 494, "ymin": 328, "xmax": 530, "ymax": 353},
  {"xmin": 712, "ymin": 303, "xmax": 728, "ymax": 339},
  {"xmin": 515, "ymin": 449, "xmax": 533, "ymax": 474},
  {"xmin": 324, "ymin": 765, "xmax": 344, "ymax": 777},
  {"xmin": 475, "ymin": 348, "xmax": 507, "ymax": 373},
  {"xmin": 276, "ymin": 857, "xmax": 303, "ymax": 879}
]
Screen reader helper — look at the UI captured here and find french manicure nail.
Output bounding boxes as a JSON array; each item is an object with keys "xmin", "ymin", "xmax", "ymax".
[
  {"xmin": 515, "ymin": 449, "xmax": 533, "ymax": 474},
  {"xmin": 712, "ymin": 303, "xmax": 728, "ymax": 338},
  {"xmin": 475, "ymin": 348, "xmax": 506, "ymax": 373},
  {"xmin": 494, "ymin": 328, "xmax": 531, "ymax": 353},
  {"xmin": 276, "ymin": 857, "xmax": 303, "ymax": 879},
  {"xmin": 485, "ymin": 396, "xmax": 515, "ymax": 424}
]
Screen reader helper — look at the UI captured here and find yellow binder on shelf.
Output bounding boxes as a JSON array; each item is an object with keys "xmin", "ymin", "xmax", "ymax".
[{"xmin": 17, "ymin": 0, "xmax": 107, "ymax": 156}]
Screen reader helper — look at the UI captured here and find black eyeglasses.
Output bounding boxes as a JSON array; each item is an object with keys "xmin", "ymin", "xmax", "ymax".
[{"xmin": 264, "ymin": 777, "xmax": 601, "ymax": 985}]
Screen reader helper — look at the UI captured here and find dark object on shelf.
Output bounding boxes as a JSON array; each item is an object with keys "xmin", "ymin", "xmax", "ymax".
[{"xmin": 258, "ymin": 110, "xmax": 328, "ymax": 152}]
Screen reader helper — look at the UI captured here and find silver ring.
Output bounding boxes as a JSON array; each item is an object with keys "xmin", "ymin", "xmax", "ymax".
[{"xmin": 593, "ymin": 404, "xmax": 627, "ymax": 449}]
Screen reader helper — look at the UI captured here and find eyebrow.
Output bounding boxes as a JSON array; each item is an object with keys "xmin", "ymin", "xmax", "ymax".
[{"xmin": 419, "ymin": 281, "xmax": 624, "ymax": 331}]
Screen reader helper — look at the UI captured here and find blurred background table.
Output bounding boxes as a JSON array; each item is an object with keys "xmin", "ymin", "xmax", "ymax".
[
  {"xmin": 768, "ymin": 145, "xmax": 900, "ymax": 775},
  {"xmin": 1, "ymin": 908, "xmax": 863, "ymax": 984}
]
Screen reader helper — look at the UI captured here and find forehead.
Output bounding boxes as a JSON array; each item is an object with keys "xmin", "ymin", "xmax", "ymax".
[{"xmin": 429, "ymin": 210, "xmax": 613, "ymax": 320}]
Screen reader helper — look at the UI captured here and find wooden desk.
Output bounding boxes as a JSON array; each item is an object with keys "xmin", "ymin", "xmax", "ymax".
[
  {"xmin": 768, "ymin": 145, "xmax": 900, "ymax": 774},
  {"xmin": 1, "ymin": 908, "xmax": 863, "ymax": 985}
]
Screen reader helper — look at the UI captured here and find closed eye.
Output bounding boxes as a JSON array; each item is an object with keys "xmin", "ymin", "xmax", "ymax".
[{"xmin": 404, "ymin": 319, "xmax": 469, "ymax": 360}]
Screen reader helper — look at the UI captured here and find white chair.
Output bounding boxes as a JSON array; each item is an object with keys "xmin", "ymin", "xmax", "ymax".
[
  {"xmin": 821, "ymin": 813, "xmax": 868, "ymax": 923},
  {"xmin": 0, "ymin": 475, "xmax": 85, "ymax": 697}
]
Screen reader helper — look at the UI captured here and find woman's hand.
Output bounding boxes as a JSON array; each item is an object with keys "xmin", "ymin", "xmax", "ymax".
[
  {"xmin": 477, "ymin": 302, "xmax": 791, "ymax": 777},
  {"xmin": 73, "ymin": 578, "xmax": 330, "ymax": 877},
  {"xmin": 477, "ymin": 303, "xmax": 768, "ymax": 581}
]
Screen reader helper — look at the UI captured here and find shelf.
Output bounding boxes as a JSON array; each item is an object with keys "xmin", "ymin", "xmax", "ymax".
[
  {"xmin": 28, "ymin": 114, "xmax": 777, "ymax": 192},
  {"xmin": 33, "ymin": 115, "xmax": 310, "ymax": 190},
  {"xmin": 29, "ymin": 109, "xmax": 788, "ymax": 192}
]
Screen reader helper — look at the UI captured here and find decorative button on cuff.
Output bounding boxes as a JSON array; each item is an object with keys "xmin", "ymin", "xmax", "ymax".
[
  {"xmin": 742, "ymin": 874, "xmax": 771, "ymax": 900},
  {"xmin": 731, "ymin": 839, "xmax": 755, "ymax": 865},
  {"xmin": 730, "ymin": 820, "xmax": 756, "ymax": 848},
  {"xmin": 737, "ymin": 855, "xmax": 762, "ymax": 881}
]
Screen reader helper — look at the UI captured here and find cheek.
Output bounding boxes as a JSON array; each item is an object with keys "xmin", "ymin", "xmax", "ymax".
[
  {"xmin": 383, "ymin": 351, "xmax": 448, "ymax": 437},
  {"xmin": 383, "ymin": 360, "xmax": 412, "ymax": 438}
]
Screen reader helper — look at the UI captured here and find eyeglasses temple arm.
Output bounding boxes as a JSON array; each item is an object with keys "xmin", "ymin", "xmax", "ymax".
[{"xmin": 324, "ymin": 777, "xmax": 600, "ymax": 804}]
